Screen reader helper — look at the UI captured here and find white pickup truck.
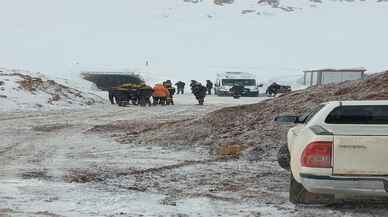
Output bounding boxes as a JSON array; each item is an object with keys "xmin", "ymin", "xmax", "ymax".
[{"xmin": 275, "ymin": 101, "xmax": 388, "ymax": 204}]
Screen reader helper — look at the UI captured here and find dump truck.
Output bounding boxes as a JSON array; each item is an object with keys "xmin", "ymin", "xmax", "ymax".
[{"xmin": 109, "ymin": 83, "xmax": 143, "ymax": 106}]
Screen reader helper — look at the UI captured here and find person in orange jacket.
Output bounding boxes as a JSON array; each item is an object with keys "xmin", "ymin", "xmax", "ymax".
[{"xmin": 152, "ymin": 84, "xmax": 170, "ymax": 105}]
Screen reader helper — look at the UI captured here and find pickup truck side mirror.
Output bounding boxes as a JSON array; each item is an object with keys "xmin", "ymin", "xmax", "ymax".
[
  {"xmin": 274, "ymin": 115, "xmax": 301, "ymax": 124},
  {"xmin": 257, "ymin": 84, "xmax": 264, "ymax": 88}
]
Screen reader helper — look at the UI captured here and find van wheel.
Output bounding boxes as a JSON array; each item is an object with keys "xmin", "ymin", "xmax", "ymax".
[
  {"xmin": 277, "ymin": 145, "xmax": 290, "ymax": 171},
  {"xmin": 289, "ymin": 174, "xmax": 334, "ymax": 204}
]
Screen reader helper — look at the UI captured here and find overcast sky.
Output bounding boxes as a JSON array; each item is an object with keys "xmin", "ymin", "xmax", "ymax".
[{"xmin": 1, "ymin": 0, "xmax": 388, "ymax": 82}]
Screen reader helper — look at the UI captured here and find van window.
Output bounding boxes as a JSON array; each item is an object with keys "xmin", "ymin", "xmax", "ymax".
[
  {"xmin": 325, "ymin": 105, "xmax": 388, "ymax": 124},
  {"xmin": 222, "ymin": 79, "xmax": 256, "ymax": 86}
]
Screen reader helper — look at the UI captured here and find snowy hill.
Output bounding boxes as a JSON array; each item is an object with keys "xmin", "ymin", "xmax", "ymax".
[
  {"xmin": 0, "ymin": 68, "xmax": 105, "ymax": 112},
  {"xmin": 0, "ymin": 0, "xmax": 387, "ymax": 84}
]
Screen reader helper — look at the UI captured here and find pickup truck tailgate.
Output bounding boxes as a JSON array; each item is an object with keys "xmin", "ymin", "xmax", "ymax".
[{"xmin": 333, "ymin": 135, "xmax": 388, "ymax": 175}]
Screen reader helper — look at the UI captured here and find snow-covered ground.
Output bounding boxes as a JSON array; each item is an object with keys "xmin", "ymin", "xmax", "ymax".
[
  {"xmin": 0, "ymin": 68, "xmax": 106, "ymax": 112},
  {"xmin": 2, "ymin": 95, "xmax": 388, "ymax": 217},
  {"xmin": 0, "ymin": 96, "xmax": 273, "ymax": 217}
]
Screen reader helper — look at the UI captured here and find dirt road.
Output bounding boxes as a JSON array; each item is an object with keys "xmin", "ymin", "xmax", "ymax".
[{"xmin": 1, "ymin": 95, "xmax": 388, "ymax": 217}]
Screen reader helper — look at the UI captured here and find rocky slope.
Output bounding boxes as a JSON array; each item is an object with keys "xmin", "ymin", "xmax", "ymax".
[
  {"xmin": 114, "ymin": 71, "xmax": 388, "ymax": 158},
  {"xmin": 183, "ymin": 0, "xmax": 388, "ymax": 14}
]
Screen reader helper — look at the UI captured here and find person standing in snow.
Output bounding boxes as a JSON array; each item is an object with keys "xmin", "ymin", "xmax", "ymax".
[
  {"xmin": 163, "ymin": 80, "xmax": 172, "ymax": 87},
  {"xmin": 190, "ymin": 80, "xmax": 197, "ymax": 89},
  {"xmin": 163, "ymin": 81, "xmax": 176, "ymax": 105},
  {"xmin": 191, "ymin": 82, "xmax": 207, "ymax": 105},
  {"xmin": 152, "ymin": 84, "xmax": 170, "ymax": 105},
  {"xmin": 175, "ymin": 81, "xmax": 185, "ymax": 95},
  {"xmin": 206, "ymin": 80, "xmax": 213, "ymax": 95},
  {"xmin": 229, "ymin": 83, "xmax": 244, "ymax": 99},
  {"xmin": 266, "ymin": 82, "xmax": 281, "ymax": 96}
]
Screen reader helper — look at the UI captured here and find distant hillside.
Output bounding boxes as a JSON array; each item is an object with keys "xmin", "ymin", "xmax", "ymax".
[
  {"xmin": 0, "ymin": 68, "xmax": 105, "ymax": 112},
  {"xmin": 2, "ymin": 0, "xmax": 387, "ymax": 82},
  {"xmin": 181, "ymin": 0, "xmax": 388, "ymax": 14}
]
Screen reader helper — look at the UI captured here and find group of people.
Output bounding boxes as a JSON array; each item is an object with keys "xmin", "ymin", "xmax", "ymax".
[
  {"xmin": 108, "ymin": 81, "xmax": 176, "ymax": 107},
  {"xmin": 109, "ymin": 80, "xmax": 291, "ymax": 107},
  {"xmin": 108, "ymin": 79, "xmax": 213, "ymax": 107},
  {"xmin": 190, "ymin": 80, "xmax": 208, "ymax": 105},
  {"xmin": 152, "ymin": 80, "xmax": 176, "ymax": 106},
  {"xmin": 175, "ymin": 80, "xmax": 214, "ymax": 95},
  {"xmin": 168, "ymin": 80, "xmax": 210, "ymax": 105},
  {"xmin": 174, "ymin": 80, "xmax": 213, "ymax": 105}
]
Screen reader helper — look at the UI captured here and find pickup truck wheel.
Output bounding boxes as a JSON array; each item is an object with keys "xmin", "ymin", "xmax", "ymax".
[
  {"xmin": 289, "ymin": 174, "xmax": 334, "ymax": 204},
  {"xmin": 277, "ymin": 145, "xmax": 290, "ymax": 171}
]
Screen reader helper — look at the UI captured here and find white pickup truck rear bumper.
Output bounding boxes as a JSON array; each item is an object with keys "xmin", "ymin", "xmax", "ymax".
[{"xmin": 300, "ymin": 173, "xmax": 388, "ymax": 197}]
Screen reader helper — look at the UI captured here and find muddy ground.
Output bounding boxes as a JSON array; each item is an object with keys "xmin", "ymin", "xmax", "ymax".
[{"xmin": 1, "ymin": 95, "xmax": 388, "ymax": 217}]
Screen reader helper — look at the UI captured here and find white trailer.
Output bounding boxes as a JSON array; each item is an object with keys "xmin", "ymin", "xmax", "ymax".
[
  {"xmin": 304, "ymin": 68, "xmax": 366, "ymax": 87},
  {"xmin": 214, "ymin": 72, "xmax": 259, "ymax": 97}
]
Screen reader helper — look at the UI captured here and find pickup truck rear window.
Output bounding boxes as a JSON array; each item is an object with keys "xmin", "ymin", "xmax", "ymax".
[
  {"xmin": 325, "ymin": 105, "xmax": 388, "ymax": 124},
  {"xmin": 299, "ymin": 104, "xmax": 326, "ymax": 124}
]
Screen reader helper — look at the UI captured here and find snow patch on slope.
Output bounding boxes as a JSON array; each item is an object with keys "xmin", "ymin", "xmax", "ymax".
[{"xmin": 0, "ymin": 68, "xmax": 106, "ymax": 112}]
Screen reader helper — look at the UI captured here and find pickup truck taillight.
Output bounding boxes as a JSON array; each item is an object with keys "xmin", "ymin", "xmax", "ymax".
[{"xmin": 301, "ymin": 141, "xmax": 333, "ymax": 168}]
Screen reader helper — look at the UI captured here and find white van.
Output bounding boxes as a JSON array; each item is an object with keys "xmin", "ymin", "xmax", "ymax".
[{"xmin": 214, "ymin": 72, "xmax": 259, "ymax": 97}]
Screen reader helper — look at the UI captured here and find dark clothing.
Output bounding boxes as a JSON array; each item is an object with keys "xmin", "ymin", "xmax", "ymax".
[
  {"xmin": 266, "ymin": 83, "xmax": 281, "ymax": 96},
  {"xmin": 166, "ymin": 87, "xmax": 176, "ymax": 105},
  {"xmin": 175, "ymin": 81, "xmax": 185, "ymax": 95},
  {"xmin": 177, "ymin": 88, "xmax": 184, "ymax": 95},
  {"xmin": 175, "ymin": 81, "xmax": 185, "ymax": 89},
  {"xmin": 190, "ymin": 80, "xmax": 197, "ymax": 89},
  {"xmin": 163, "ymin": 81, "xmax": 175, "ymax": 105},
  {"xmin": 153, "ymin": 96, "xmax": 167, "ymax": 105},
  {"xmin": 230, "ymin": 85, "xmax": 245, "ymax": 98},
  {"xmin": 163, "ymin": 80, "xmax": 172, "ymax": 88},
  {"xmin": 168, "ymin": 87, "xmax": 176, "ymax": 96},
  {"xmin": 192, "ymin": 83, "xmax": 207, "ymax": 105},
  {"xmin": 138, "ymin": 86, "xmax": 153, "ymax": 107},
  {"xmin": 206, "ymin": 81, "xmax": 213, "ymax": 95}
]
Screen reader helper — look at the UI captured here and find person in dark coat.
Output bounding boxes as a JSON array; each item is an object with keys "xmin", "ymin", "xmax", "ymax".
[
  {"xmin": 163, "ymin": 80, "xmax": 172, "ymax": 87},
  {"xmin": 175, "ymin": 81, "xmax": 186, "ymax": 95},
  {"xmin": 206, "ymin": 80, "xmax": 213, "ymax": 95},
  {"xmin": 229, "ymin": 83, "xmax": 245, "ymax": 99},
  {"xmin": 191, "ymin": 82, "xmax": 207, "ymax": 105},
  {"xmin": 164, "ymin": 82, "xmax": 176, "ymax": 105},
  {"xmin": 190, "ymin": 80, "xmax": 197, "ymax": 89},
  {"xmin": 266, "ymin": 82, "xmax": 281, "ymax": 96}
]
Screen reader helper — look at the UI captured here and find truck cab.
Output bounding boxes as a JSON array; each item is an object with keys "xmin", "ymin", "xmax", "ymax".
[{"xmin": 214, "ymin": 72, "xmax": 259, "ymax": 97}]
